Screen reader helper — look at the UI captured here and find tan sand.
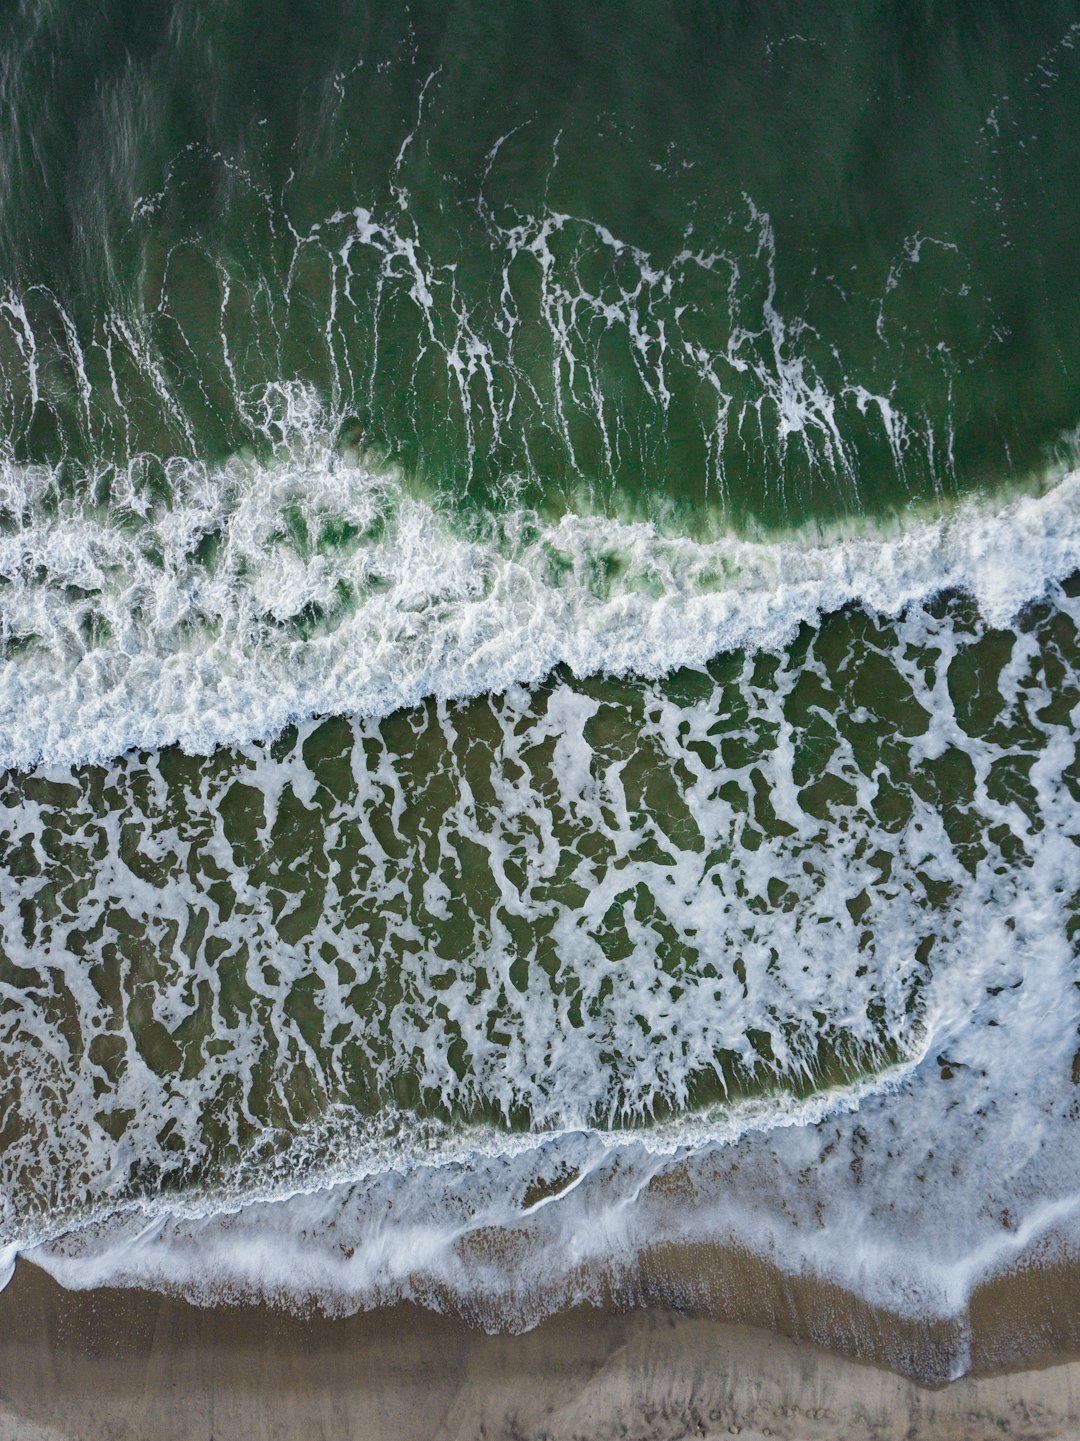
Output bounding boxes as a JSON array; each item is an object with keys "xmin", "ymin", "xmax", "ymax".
[{"xmin": 1, "ymin": 1258, "xmax": 1080, "ymax": 1441}]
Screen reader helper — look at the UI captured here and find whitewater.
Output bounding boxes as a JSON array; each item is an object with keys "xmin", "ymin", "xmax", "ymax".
[
  {"xmin": 1, "ymin": 0, "xmax": 1079, "ymax": 1386},
  {"xmin": 1, "ymin": 415, "xmax": 1078, "ymax": 768},
  {"xmin": 1, "ymin": 495, "xmax": 1077, "ymax": 1357}
]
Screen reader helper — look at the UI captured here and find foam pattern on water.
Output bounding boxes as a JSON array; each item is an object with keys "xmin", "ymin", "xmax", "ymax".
[
  {"xmin": 4, "ymin": 583, "xmax": 1078, "ymax": 1331},
  {"xmin": 2, "ymin": 3, "xmax": 1080, "ymax": 1369},
  {"xmin": 0, "ymin": 149, "xmax": 983, "ymax": 512},
  {"xmin": 2, "ymin": 417, "xmax": 1079, "ymax": 769},
  {"xmin": 2, "ymin": 43, "xmax": 1077, "ymax": 771}
]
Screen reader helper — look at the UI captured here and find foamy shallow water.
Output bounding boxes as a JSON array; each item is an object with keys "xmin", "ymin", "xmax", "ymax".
[
  {"xmin": 2, "ymin": 0, "xmax": 1080, "ymax": 1372},
  {"xmin": 2, "ymin": 508, "xmax": 1077, "ymax": 1347}
]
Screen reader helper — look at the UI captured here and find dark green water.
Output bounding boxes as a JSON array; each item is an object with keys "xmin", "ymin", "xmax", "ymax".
[
  {"xmin": 0, "ymin": 1, "xmax": 1078, "ymax": 1336},
  {"xmin": 2, "ymin": 1, "xmax": 1079, "ymax": 527}
]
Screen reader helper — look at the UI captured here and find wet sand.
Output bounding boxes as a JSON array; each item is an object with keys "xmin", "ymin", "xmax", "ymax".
[{"xmin": 2, "ymin": 1257, "xmax": 1080, "ymax": 1440}]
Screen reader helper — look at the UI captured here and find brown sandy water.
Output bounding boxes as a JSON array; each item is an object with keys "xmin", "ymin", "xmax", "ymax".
[{"xmin": 2, "ymin": 1257, "xmax": 1080, "ymax": 1441}]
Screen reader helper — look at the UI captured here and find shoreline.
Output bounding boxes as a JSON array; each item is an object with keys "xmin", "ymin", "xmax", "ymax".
[{"xmin": 2, "ymin": 1255, "xmax": 1080, "ymax": 1440}]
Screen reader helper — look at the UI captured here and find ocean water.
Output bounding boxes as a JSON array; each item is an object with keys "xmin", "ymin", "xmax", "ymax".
[{"xmin": 1, "ymin": 0, "xmax": 1079, "ymax": 1367}]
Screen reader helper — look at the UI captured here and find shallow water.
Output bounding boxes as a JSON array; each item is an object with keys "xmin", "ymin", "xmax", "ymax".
[{"xmin": 0, "ymin": 0, "xmax": 1078, "ymax": 1353}]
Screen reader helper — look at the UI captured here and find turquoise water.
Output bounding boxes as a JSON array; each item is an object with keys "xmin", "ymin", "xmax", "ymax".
[{"xmin": 0, "ymin": 0, "xmax": 1079, "ymax": 1349}]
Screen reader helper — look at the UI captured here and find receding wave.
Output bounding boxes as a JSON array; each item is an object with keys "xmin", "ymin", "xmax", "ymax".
[{"xmin": 3, "ymin": 574, "xmax": 1078, "ymax": 1338}]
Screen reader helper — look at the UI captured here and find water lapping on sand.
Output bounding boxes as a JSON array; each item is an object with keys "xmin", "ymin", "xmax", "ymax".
[
  {"xmin": 2, "ymin": 562, "xmax": 1077, "ymax": 1341},
  {"xmin": 1, "ymin": 0, "xmax": 1080, "ymax": 1368}
]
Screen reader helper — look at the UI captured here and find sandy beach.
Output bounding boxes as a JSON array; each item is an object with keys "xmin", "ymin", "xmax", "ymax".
[{"xmin": 1, "ymin": 1257, "xmax": 1079, "ymax": 1441}]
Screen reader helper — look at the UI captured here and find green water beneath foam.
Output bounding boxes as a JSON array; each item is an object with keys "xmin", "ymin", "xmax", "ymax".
[
  {"xmin": 1, "ymin": 0, "xmax": 1079, "ymax": 534},
  {"xmin": 1, "ymin": 0, "xmax": 1080, "ymax": 1242},
  {"xmin": 2, "ymin": 583, "xmax": 1077, "ymax": 1227}
]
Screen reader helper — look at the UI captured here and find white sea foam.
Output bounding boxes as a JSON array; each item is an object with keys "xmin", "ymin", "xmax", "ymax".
[
  {"xmin": 1, "ymin": 170, "xmax": 1070, "ymax": 773},
  {"xmin": 2, "ymin": 29, "xmax": 1079, "ymax": 1373},
  {"xmin": 3, "ymin": 582, "xmax": 1078, "ymax": 1361},
  {"xmin": 0, "ymin": 421, "xmax": 1077, "ymax": 770},
  {"xmin": 24, "ymin": 873, "xmax": 1080, "ymax": 1337},
  {"xmin": 24, "ymin": 924, "xmax": 1080, "ymax": 1329}
]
